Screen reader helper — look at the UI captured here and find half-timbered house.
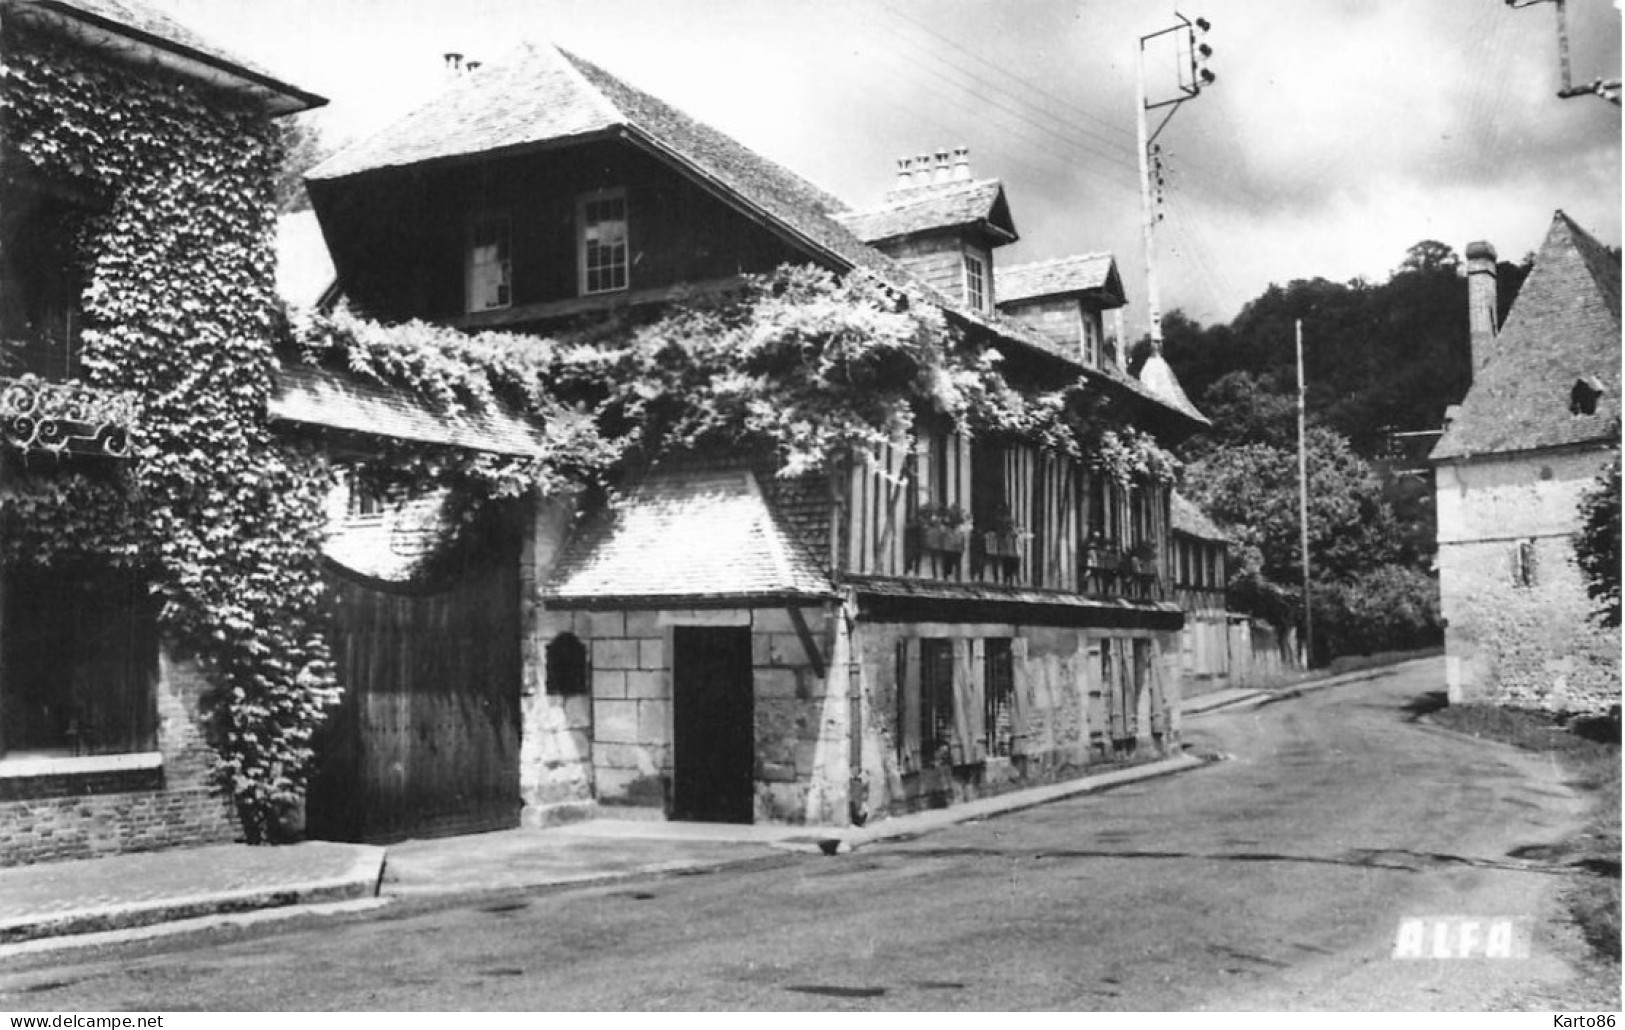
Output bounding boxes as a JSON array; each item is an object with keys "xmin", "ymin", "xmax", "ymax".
[{"xmin": 306, "ymin": 42, "xmax": 1211, "ymax": 829}]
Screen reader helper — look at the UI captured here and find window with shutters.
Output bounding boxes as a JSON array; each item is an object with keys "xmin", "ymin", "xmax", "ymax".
[
  {"xmin": 919, "ymin": 637, "xmax": 955, "ymax": 767},
  {"xmin": 984, "ymin": 638, "xmax": 1014, "ymax": 758}
]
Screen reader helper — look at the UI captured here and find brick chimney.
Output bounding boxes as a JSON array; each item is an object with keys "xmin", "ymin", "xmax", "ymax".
[{"xmin": 1465, "ymin": 241, "xmax": 1498, "ymax": 375}]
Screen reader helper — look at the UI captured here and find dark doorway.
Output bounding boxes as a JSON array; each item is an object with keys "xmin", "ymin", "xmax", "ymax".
[{"xmin": 672, "ymin": 625, "xmax": 754, "ymax": 823}]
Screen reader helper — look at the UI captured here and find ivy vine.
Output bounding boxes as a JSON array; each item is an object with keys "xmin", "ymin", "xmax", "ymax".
[{"xmin": 2, "ymin": 34, "xmax": 336, "ymax": 842}]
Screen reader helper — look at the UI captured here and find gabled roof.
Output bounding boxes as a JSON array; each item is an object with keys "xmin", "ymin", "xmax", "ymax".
[
  {"xmin": 997, "ymin": 253, "xmax": 1125, "ymax": 309},
  {"xmin": 1170, "ymin": 491, "xmax": 1227, "ymax": 542},
  {"xmin": 1432, "ymin": 211, "xmax": 1622, "ymax": 461},
  {"xmin": 835, "ymin": 178, "xmax": 1017, "ymax": 246},
  {"xmin": 14, "ymin": 0, "xmax": 324, "ymax": 115},
  {"xmin": 270, "ymin": 364, "xmax": 550, "ymax": 457},
  {"xmin": 544, "ymin": 470, "xmax": 837, "ymax": 606},
  {"xmin": 308, "ymin": 42, "xmax": 1203, "ymax": 430}
]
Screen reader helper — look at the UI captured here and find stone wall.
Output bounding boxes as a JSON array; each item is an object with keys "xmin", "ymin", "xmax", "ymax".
[
  {"xmin": 0, "ymin": 653, "xmax": 238, "ymax": 866},
  {"xmin": 529, "ymin": 604, "xmax": 847, "ymax": 824},
  {"xmin": 1436, "ymin": 448, "xmax": 1620, "ymax": 713}
]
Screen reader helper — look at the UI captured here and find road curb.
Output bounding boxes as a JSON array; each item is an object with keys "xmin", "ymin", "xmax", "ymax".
[
  {"xmin": 772, "ymin": 753, "xmax": 1208, "ymax": 854},
  {"xmin": 0, "ymin": 845, "xmax": 386, "ymax": 946}
]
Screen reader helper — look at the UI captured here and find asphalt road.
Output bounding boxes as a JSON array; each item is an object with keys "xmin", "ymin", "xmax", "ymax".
[{"xmin": 0, "ymin": 659, "xmax": 1606, "ymax": 1010}]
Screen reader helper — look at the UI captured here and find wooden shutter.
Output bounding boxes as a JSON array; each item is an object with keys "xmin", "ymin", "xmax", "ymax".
[
  {"xmin": 949, "ymin": 638, "xmax": 984, "ymax": 764},
  {"xmin": 897, "ymin": 637, "xmax": 920, "ymax": 772},
  {"xmin": 1009, "ymin": 636, "xmax": 1032, "ymax": 756}
]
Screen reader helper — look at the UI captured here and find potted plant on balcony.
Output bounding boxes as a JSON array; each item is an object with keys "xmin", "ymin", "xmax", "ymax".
[
  {"xmin": 912, "ymin": 503, "xmax": 968, "ymax": 554},
  {"xmin": 1083, "ymin": 532, "xmax": 1117, "ymax": 571},
  {"xmin": 1128, "ymin": 539, "xmax": 1160, "ymax": 576},
  {"xmin": 983, "ymin": 505, "xmax": 1023, "ymax": 559}
]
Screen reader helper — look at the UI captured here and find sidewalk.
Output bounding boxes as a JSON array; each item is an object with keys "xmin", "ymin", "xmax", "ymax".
[
  {"xmin": 1179, "ymin": 657, "xmax": 1424, "ymax": 719},
  {"xmin": 0, "ymin": 840, "xmax": 384, "ymax": 948}
]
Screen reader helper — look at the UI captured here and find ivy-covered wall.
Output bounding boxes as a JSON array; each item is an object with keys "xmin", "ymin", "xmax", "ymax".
[{"xmin": 1, "ymin": 28, "xmax": 336, "ymax": 843}]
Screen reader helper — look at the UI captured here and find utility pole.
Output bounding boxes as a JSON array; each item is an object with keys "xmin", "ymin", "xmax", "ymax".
[
  {"xmin": 1135, "ymin": 12, "xmax": 1215, "ymax": 353},
  {"xmin": 1505, "ymin": 0, "xmax": 1621, "ymax": 104},
  {"xmin": 1296, "ymin": 319, "xmax": 1314, "ymax": 667}
]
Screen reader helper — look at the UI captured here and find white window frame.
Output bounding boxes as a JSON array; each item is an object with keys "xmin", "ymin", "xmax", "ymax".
[
  {"xmin": 578, "ymin": 188, "xmax": 630, "ymax": 296},
  {"xmin": 962, "ymin": 248, "xmax": 988, "ymax": 313},
  {"xmin": 1079, "ymin": 308, "xmax": 1101, "ymax": 367},
  {"xmin": 465, "ymin": 213, "xmax": 512, "ymax": 313}
]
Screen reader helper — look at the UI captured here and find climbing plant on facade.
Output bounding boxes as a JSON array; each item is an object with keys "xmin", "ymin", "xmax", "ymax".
[{"xmin": 1, "ymin": 33, "xmax": 337, "ymax": 842}]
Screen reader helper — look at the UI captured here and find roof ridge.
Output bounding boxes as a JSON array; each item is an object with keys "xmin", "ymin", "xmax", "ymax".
[
  {"xmin": 999, "ymin": 252, "xmax": 1113, "ymax": 275},
  {"xmin": 551, "ymin": 43, "xmax": 636, "ymax": 132},
  {"xmin": 851, "ymin": 177, "xmax": 1004, "ymax": 213}
]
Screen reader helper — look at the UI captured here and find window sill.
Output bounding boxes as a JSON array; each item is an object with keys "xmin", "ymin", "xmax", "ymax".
[{"xmin": 0, "ymin": 751, "xmax": 163, "ymax": 779}]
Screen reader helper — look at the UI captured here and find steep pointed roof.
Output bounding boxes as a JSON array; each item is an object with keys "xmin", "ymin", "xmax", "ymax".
[
  {"xmin": 997, "ymin": 253, "xmax": 1125, "ymax": 308},
  {"xmin": 309, "ymin": 42, "xmax": 1204, "ymax": 430},
  {"xmin": 1433, "ymin": 211, "xmax": 1621, "ymax": 461},
  {"xmin": 836, "ymin": 178, "xmax": 1017, "ymax": 246},
  {"xmin": 1137, "ymin": 352, "xmax": 1209, "ymax": 426}
]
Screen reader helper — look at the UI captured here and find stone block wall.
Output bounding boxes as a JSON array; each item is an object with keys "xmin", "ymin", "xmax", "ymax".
[
  {"xmin": 0, "ymin": 652, "xmax": 238, "ymax": 866},
  {"xmin": 1437, "ymin": 449, "xmax": 1621, "ymax": 714},
  {"xmin": 529, "ymin": 604, "xmax": 847, "ymax": 824}
]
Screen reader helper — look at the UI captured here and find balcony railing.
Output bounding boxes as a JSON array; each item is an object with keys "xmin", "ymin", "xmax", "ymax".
[
  {"xmin": 0, "ymin": 375, "xmax": 138, "ymax": 457},
  {"xmin": 1081, "ymin": 540, "xmax": 1165, "ymax": 601}
]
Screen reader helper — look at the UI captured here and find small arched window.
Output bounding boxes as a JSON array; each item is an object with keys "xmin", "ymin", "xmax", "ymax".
[{"xmin": 545, "ymin": 633, "xmax": 589, "ymax": 696}]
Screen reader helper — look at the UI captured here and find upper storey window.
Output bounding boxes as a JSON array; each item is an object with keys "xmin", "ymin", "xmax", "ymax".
[
  {"xmin": 580, "ymin": 189, "xmax": 629, "ymax": 295},
  {"xmin": 466, "ymin": 214, "xmax": 512, "ymax": 313},
  {"xmin": 1080, "ymin": 309, "xmax": 1102, "ymax": 368},
  {"xmin": 962, "ymin": 248, "xmax": 988, "ymax": 313}
]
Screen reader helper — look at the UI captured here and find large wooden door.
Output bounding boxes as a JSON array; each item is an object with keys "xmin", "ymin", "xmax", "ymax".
[
  {"xmin": 671, "ymin": 626, "xmax": 754, "ymax": 823},
  {"xmin": 308, "ymin": 546, "xmax": 521, "ymax": 843}
]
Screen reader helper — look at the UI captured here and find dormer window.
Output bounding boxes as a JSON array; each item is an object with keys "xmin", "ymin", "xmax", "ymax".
[
  {"xmin": 1080, "ymin": 309, "xmax": 1102, "ymax": 368},
  {"xmin": 580, "ymin": 188, "xmax": 629, "ymax": 295},
  {"xmin": 1570, "ymin": 375, "xmax": 1605, "ymax": 416},
  {"xmin": 466, "ymin": 214, "xmax": 511, "ymax": 312},
  {"xmin": 963, "ymin": 248, "xmax": 988, "ymax": 313}
]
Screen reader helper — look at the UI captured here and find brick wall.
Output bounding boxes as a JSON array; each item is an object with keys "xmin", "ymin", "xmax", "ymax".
[
  {"xmin": 1437, "ymin": 448, "xmax": 1621, "ymax": 713},
  {"xmin": 0, "ymin": 652, "xmax": 238, "ymax": 866}
]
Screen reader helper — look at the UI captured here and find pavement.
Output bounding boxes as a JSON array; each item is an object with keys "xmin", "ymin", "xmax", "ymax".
[{"xmin": 0, "ymin": 658, "xmax": 1422, "ymax": 955}]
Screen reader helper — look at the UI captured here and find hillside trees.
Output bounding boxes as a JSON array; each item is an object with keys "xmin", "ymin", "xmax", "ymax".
[{"xmin": 1164, "ymin": 240, "xmax": 1527, "ymax": 661}]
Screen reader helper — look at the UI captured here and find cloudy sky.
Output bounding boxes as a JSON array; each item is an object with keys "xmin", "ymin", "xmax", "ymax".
[{"xmin": 159, "ymin": 0, "xmax": 1621, "ymax": 331}]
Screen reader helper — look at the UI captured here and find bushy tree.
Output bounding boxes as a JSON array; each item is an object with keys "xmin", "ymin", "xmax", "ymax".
[{"xmin": 1575, "ymin": 454, "xmax": 1622, "ymax": 628}]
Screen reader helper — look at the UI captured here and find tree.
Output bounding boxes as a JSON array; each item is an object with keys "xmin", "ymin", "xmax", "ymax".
[
  {"xmin": 1575, "ymin": 454, "xmax": 1622, "ymax": 627},
  {"xmin": 1399, "ymin": 239, "xmax": 1459, "ymax": 274},
  {"xmin": 1181, "ymin": 425, "xmax": 1400, "ymax": 589},
  {"xmin": 274, "ymin": 116, "xmax": 327, "ymax": 213}
]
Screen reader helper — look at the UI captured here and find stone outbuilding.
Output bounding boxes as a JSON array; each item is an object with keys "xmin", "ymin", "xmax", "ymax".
[{"xmin": 1431, "ymin": 211, "xmax": 1621, "ymax": 714}]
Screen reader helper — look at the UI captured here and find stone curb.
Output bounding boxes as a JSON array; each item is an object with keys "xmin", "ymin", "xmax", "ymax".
[
  {"xmin": 771, "ymin": 753, "xmax": 1208, "ymax": 855},
  {"xmin": 0, "ymin": 845, "xmax": 385, "ymax": 946}
]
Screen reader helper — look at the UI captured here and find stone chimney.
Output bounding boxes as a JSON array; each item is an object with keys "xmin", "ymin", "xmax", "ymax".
[
  {"xmin": 1465, "ymin": 240, "xmax": 1498, "ymax": 375},
  {"xmin": 951, "ymin": 146, "xmax": 970, "ymax": 181},
  {"xmin": 894, "ymin": 156, "xmax": 915, "ymax": 189},
  {"xmin": 933, "ymin": 149, "xmax": 951, "ymax": 184}
]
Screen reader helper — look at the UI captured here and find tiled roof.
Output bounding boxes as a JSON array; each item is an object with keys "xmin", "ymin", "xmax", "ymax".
[
  {"xmin": 1170, "ymin": 491, "xmax": 1227, "ymax": 542},
  {"xmin": 544, "ymin": 470, "xmax": 838, "ymax": 604},
  {"xmin": 1432, "ymin": 211, "xmax": 1622, "ymax": 461},
  {"xmin": 269, "ymin": 364, "xmax": 549, "ymax": 457},
  {"xmin": 834, "ymin": 179, "xmax": 1016, "ymax": 245},
  {"xmin": 997, "ymin": 253, "xmax": 1123, "ymax": 306},
  {"xmin": 20, "ymin": 0, "xmax": 324, "ymax": 114},
  {"xmin": 308, "ymin": 42, "xmax": 1202, "ymax": 428}
]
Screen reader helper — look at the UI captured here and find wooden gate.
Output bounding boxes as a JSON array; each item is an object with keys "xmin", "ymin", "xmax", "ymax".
[{"xmin": 308, "ymin": 542, "xmax": 521, "ymax": 844}]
